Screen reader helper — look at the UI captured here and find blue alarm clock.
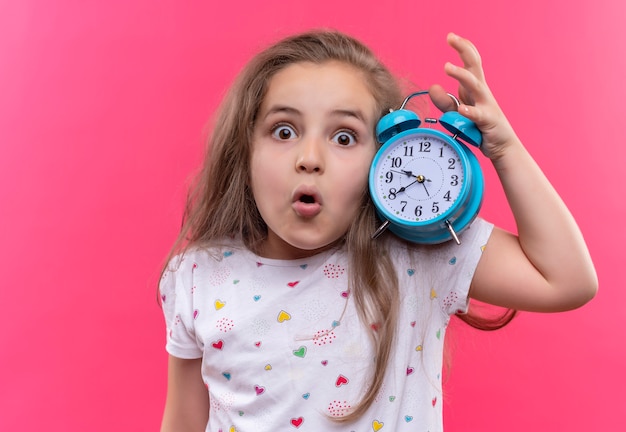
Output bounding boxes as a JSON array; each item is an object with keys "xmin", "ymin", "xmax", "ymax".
[{"xmin": 369, "ymin": 91, "xmax": 484, "ymax": 245}]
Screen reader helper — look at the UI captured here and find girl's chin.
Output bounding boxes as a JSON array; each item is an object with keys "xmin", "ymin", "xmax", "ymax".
[{"xmin": 259, "ymin": 234, "xmax": 343, "ymax": 260}]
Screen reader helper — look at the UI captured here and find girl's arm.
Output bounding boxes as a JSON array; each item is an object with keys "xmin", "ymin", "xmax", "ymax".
[
  {"xmin": 431, "ymin": 33, "xmax": 597, "ymax": 312},
  {"xmin": 161, "ymin": 355, "xmax": 209, "ymax": 432}
]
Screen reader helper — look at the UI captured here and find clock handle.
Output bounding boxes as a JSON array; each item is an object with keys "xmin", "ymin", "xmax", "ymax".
[
  {"xmin": 399, "ymin": 90, "xmax": 430, "ymax": 109},
  {"xmin": 371, "ymin": 220, "xmax": 391, "ymax": 240},
  {"xmin": 398, "ymin": 92, "xmax": 482, "ymax": 148}
]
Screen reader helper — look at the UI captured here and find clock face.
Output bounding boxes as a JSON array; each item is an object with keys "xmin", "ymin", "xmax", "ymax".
[{"xmin": 371, "ymin": 131, "xmax": 466, "ymax": 223}]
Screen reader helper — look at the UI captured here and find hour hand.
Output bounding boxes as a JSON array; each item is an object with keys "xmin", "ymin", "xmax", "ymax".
[{"xmin": 390, "ymin": 169, "xmax": 414, "ymax": 177}]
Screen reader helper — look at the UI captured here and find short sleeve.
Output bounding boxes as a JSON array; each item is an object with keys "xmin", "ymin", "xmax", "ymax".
[
  {"xmin": 159, "ymin": 254, "xmax": 203, "ymax": 359},
  {"xmin": 432, "ymin": 218, "xmax": 494, "ymax": 316}
]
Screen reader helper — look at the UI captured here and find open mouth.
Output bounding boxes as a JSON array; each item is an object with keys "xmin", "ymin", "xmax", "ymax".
[
  {"xmin": 299, "ymin": 194, "xmax": 316, "ymax": 204},
  {"xmin": 292, "ymin": 188, "xmax": 322, "ymax": 218}
]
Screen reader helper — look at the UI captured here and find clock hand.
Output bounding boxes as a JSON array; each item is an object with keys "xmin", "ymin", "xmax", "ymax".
[
  {"xmin": 397, "ymin": 179, "xmax": 419, "ymax": 193},
  {"xmin": 392, "ymin": 170, "xmax": 432, "ymax": 195},
  {"xmin": 418, "ymin": 175, "xmax": 433, "ymax": 197},
  {"xmin": 401, "ymin": 169, "xmax": 431, "ymax": 184},
  {"xmin": 409, "ymin": 172, "xmax": 432, "ymax": 197},
  {"xmin": 389, "ymin": 169, "xmax": 419, "ymax": 193},
  {"xmin": 391, "ymin": 169, "xmax": 412, "ymax": 177}
]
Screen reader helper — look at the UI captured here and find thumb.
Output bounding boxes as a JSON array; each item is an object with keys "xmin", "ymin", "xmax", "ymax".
[{"xmin": 428, "ymin": 84, "xmax": 458, "ymax": 113}]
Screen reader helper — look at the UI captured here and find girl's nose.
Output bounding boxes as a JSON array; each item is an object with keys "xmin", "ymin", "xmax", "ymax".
[{"xmin": 296, "ymin": 136, "xmax": 325, "ymax": 173}]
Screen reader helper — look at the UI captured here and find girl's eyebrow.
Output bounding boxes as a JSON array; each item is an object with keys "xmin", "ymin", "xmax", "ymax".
[
  {"xmin": 263, "ymin": 105, "xmax": 300, "ymax": 118},
  {"xmin": 258, "ymin": 105, "xmax": 299, "ymax": 125},
  {"xmin": 262, "ymin": 105, "xmax": 368, "ymax": 123},
  {"xmin": 330, "ymin": 108, "xmax": 368, "ymax": 123}
]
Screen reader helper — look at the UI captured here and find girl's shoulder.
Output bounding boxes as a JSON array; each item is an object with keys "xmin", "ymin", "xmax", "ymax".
[
  {"xmin": 385, "ymin": 218, "xmax": 493, "ymax": 315},
  {"xmin": 386, "ymin": 217, "xmax": 493, "ymax": 256},
  {"xmin": 165, "ymin": 238, "xmax": 250, "ymax": 272},
  {"xmin": 159, "ymin": 239, "xmax": 251, "ymax": 304},
  {"xmin": 385, "ymin": 217, "xmax": 493, "ymax": 286}
]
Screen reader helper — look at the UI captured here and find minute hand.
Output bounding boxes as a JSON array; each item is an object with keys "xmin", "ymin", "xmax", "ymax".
[
  {"xmin": 401, "ymin": 170, "xmax": 431, "ymax": 196},
  {"xmin": 397, "ymin": 179, "xmax": 419, "ymax": 193}
]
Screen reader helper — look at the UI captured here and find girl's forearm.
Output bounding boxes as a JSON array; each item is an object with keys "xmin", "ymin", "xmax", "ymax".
[{"xmin": 492, "ymin": 137, "xmax": 598, "ymax": 306}]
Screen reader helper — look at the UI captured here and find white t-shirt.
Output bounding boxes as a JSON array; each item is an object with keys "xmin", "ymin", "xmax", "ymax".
[{"xmin": 160, "ymin": 218, "xmax": 493, "ymax": 432}]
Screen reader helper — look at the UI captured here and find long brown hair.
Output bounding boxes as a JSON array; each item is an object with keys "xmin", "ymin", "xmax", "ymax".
[{"xmin": 161, "ymin": 29, "xmax": 514, "ymax": 423}]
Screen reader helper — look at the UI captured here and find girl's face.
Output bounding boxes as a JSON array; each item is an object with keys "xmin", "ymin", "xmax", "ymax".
[{"xmin": 251, "ymin": 61, "xmax": 378, "ymax": 259}]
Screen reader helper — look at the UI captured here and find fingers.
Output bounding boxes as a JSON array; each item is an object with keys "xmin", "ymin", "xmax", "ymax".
[
  {"xmin": 446, "ymin": 33, "xmax": 485, "ymax": 81},
  {"xmin": 444, "ymin": 34, "xmax": 494, "ymax": 108},
  {"xmin": 444, "ymin": 61, "xmax": 481, "ymax": 106},
  {"xmin": 436, "ymin": 33, "xmax": 517, "ymax": 157},
  {"xmin": 428, "ymin": 84, "xmax": 484, "ymax": 130},
  {"xmin": 430, "ymin": 34, "xmax": 493, "ymax": 120}
]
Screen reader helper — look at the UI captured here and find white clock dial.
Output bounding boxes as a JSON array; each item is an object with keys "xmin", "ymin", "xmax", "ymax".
[{"xmin": 373, "ymin": 133, "xmax": 465, "ymax": 222}]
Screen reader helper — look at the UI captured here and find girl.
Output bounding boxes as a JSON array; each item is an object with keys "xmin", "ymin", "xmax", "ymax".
[{"xmin": 159, "ymin": 30, "xmax": 597, "ymax": 431}]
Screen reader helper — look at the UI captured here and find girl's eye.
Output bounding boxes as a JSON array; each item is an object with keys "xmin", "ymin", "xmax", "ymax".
[
  {"xmin": 271, "ymin": 124, "xmax": 297, "ymax": 141},
  {"xmin": 333, "ymin": 130, "xmax": 357, "ymax": 146}
]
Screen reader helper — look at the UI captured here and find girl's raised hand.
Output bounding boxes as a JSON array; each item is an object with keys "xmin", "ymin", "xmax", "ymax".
[
  {"xmin": 429, "ymin": 33, "xmax": 517, "ymax": 161},
  {"xmin": 429, "ymin": 34, "xmax": 597, "ymax": 313}
]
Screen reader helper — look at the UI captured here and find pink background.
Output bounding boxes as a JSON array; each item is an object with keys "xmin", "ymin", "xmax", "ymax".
[{"xmin": 1, "ymin": 0, "xmax": 624, "ymax": 430}]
